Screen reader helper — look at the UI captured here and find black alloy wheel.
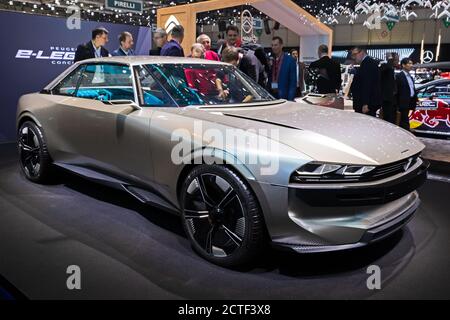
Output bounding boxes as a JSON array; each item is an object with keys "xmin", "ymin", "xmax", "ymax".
[
  {"xmin": 18, "ymin": 121, "xmax": 53, "ymax": 183},
  {"xmin": 180, "ymin": 165, "xmax": 265, "ymax": 267}
]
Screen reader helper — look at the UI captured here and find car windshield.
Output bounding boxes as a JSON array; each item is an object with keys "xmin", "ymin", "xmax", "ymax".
[{"xmin": 142, "ymin": 63, "xmax": 276, "ymax": 107}]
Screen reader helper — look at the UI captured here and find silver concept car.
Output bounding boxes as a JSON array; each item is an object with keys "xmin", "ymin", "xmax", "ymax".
[{"xmin": 17, "ymin": 57, "xmax": 428, "ymax": 267}]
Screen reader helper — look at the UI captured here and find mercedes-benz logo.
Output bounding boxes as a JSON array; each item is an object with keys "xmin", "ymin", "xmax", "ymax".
[{"xmin": 423, "ymin": 50, "xmax": 434, "ymax": 63}]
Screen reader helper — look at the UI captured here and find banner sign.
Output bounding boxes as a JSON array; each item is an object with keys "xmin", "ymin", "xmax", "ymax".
[
  {"xmin": 0, "ymin": 11, "xmax": 151, "ymax": 142},
  {"xmin": 105, "ymin": 0, "xmax": 143, "ymax": 14}
]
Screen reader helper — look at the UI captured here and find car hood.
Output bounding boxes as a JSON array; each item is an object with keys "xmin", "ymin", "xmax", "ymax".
[{"xmin": 178, "ymin": 101, "xmax": 425, "ymax": 165}]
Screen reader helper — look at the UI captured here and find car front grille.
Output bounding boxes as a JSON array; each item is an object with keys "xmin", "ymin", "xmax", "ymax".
[{"xmin": 369, "ymin": 154, "xmax": 421, "ymax": 181}]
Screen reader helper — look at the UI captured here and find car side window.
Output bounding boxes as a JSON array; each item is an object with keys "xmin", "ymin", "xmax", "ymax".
[
  {"xmin": 53, "ymin": 66, "xmax": 85, "ymax": 96},
  {"xmin": 418, "ymin": 85, "xmax": 435, "ymax": 98},
  {"xmin": 135, "ymin": 65, "xmax": 174, "ymax": 107},
  {"xmin": 76, "ymin": 64, "xmax": 135, "ymax": 102}
]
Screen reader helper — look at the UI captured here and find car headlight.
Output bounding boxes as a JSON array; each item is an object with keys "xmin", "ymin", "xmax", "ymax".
[
  {"xmin": 341, "ymin": 165, "xmax": 376, "ymax": 176},
  {"xmin": 291, "ymin": 162, "xmax": 376, "ymax": 183},
  {"xmin": 296, "ymin": 163, "xmax": 342, "ymax": 176}
]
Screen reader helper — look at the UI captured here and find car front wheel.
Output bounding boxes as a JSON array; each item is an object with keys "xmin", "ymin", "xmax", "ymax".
[
  {"xmin": 18, "ymin": 121, "xmax": 53, "ymax": 183},
  {"xmin": 180, "ymin": 165, "xmax": 266, "ymax": 267}
]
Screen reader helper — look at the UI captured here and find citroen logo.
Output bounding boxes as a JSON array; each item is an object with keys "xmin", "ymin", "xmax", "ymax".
[
  {"xmin": 241, "ymin": 10, "xmax": 254, "ymax": 34},
  {"xmin": 165, "ymin": 15, "xmax": 181, "ymax": 34}
]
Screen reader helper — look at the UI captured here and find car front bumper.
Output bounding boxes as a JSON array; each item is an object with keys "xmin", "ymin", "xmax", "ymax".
[
  {"xmin": 251, "ymin": 159, "xmax": 428, "ymax": 253},
  {"xmin": 273, "ymin": 196, "xmax": 419, "ymax": 253}
]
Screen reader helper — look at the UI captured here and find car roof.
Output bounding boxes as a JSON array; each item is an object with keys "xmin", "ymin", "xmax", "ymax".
[
  {"xmin": 43, "ymin": 56, "xmax": 230, "ymax": 91},
  {"xmin": 78, "ymin": 56, "xmax": 229, "ymax": 66},
  {"xmin": 417, "ymin": 78, "xmax": 450, "ymax": 89}
]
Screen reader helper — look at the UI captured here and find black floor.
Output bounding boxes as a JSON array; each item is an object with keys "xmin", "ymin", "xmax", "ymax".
[{"xmin": 0, "ymin": 143, "xmax": 449, "ymax": 299}]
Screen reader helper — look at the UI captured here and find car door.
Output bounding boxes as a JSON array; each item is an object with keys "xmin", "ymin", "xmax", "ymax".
[{"xmin": 55, "ymin": 62, "xmax": 154, "ymax": 183}]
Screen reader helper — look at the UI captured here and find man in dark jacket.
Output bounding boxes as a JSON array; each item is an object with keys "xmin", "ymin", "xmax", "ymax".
[
  {"xmin": 149, "ymin": 28, "xmax": 168, "ymax": 56},
  {"xmin": 112, "ymin": 32, "xmax": 134, "ymax": 56},
  {"xmin": 379, "ymin": 52, "xmax": 397, "ymax": 124},
  {"xmin": 161, "ymin": 25, "xmax": 185, "ymax": 57},
  {"xmin": 74, "ymin": 27, "xmax": 110, "ymax": 62},
  {"xmin": 221, "ymin": 46, "xmax": 257, "ymax": 83},
  {"xmin": 350, "ymin": 46, "xmax": 382, "ymax": 116},
  {"xmin": 395, "ymin": 58, "xmax": 417, "ymax": 131},
  {"xmin": 309, "ymin": 44, "xmax": 342, "ymax": 94}
]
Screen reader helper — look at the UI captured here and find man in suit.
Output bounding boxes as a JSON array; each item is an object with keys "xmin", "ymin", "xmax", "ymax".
[
  {"xmin": 350, "ymin": 46, "xmax": 382, "ymax": 116},
  {"xmin": 112, "ymin": 32, "xmax": 134, "ymax": 56},
  {"xmin": 291, "ymin": 49, "xmax": 306, "ymax": 97},
  {"xmin": 241, "ymin": 43, "xmax": 269, "ymax": 88},
  {"xmin": 395, "ymin": 58, "xmax": 417, "ymax": 131},
  {"xmin": 379, "ymin": 52, "xmax": 398, "ymax": 124},
  {"xmin": 161, "ymin": 25, "xmax": 185, "ymax": 57},
  {"xmin": 309, "ymin": 45, "xmax": 342, "ymax": 94},
  {"xmin": 74, "ymin": 27, "xmax": 110, "ymax": 62},
  {"xmin": 268, "ymin": 37, "xmax": 297, "ymax": 101},
  {"xmin": 149, "ymin": 28, "xmax": 167, "ymax": 56}
]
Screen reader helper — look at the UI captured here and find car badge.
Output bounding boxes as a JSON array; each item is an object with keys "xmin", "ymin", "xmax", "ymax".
[{"xmin": 404, "ymin": 157, "xmax": 414, "ymax": 172}]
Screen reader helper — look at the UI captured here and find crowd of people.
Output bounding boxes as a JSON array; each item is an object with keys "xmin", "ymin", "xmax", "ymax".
[
  {"xmin": 73, "ymin": 26, "xmax": 418, "ymax": 131},
  {"xmin": 73, "ymin": 25, "xmax": 307, "ymax": 102},
  {"xmin": 348, "ymin": 46, "xmax": 418, "ymax": 131}
]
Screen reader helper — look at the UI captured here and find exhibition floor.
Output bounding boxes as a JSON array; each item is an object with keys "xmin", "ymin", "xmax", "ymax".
[{"xmin": 0, "ymin": 142, "xmax": 449, "ymax": 300}]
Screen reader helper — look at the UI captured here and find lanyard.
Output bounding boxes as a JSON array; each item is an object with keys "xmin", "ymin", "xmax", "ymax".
[{"xmin": 273, "ymin": 54, "xmax": 283, "ymax": 83}]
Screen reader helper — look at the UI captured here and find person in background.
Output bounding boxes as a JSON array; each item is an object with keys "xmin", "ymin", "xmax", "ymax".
[
  {"xmin": 291, "ymin": 49, "xmax": 306, "ymax": 97},
  {"xmin": 343, "ymin": 64, "xmax": 357, "ymax": 99},
  {"xmin": 243, "ymin": 44, "xmax": 270, "ymax": 88},
  {"xmin": 216, "ymin": 39, "xmax": 227, "ymax": 55},
  {"xmin": 112, "ymin": 32, "xmax": 134, "ymax": 56},
  {"xmin": 216, "ymin": 47, "xmax": 253, "ymax": 103},
  {"xmin": 350, "ymin": 46, "xmax": 382, "ymax": 116},
  {"xmin": 395, "ymin": 58, "xmax": 417, "ymax": 131},
  {"xmin": 197, "ymin": 34, "xmax": 220, "ymax": 61},
  {"xmin": 268, "ymin": 37, "xmax": 297, "ymax": 101},
  {"xmin": 74, "ymin": 27, "xmax": 109, "ymax": 62},
  {"xmin": 379, "ymin": 52, "xmax": 397, "ymax": 124},
  {"xmin": 189, "ymin": 43, "xmax": 205, "ymax": 59},
  {"xmin": 253, "ymin": 46, "xmax": 270, "ymax": 88},
  {"xmin": 150, "ymin": 28, "xmax": 168, "ymax": 56},
  {"xmin": 220, "ymin": 46, "xmax": 257, "ymax": 83},
  {"xmin": 185, "ymin": 44, "xmax": 215, "ymax": 96},
  {"xmin": 161, "ymin": 25, "xmax": 185, "ymax": 57},
  {"xmin": 218, "ymin": 25, "xmax": 242, "ymax": 56},
  {"xmin": 309, "ymin": 44, "xmax": 342, "ymax": 94}
]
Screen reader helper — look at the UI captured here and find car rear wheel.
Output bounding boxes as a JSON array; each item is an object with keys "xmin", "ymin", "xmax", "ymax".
[
  {"xmin": 180, "ymin": 165, "xmax": 266, "ymax": 267},
  {"xmin": 18, "ymin": 121, "xmax": 53, "ymax": 183}
]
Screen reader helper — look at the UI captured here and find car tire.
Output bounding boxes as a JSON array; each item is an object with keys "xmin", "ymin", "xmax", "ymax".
[
  {"xmin": 18, "ymin": 121, "xmax": 54, "ymax": 183},
  {"xmin": 180, "ymin": 165, "xmax": 266, "ymax": 267}
]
